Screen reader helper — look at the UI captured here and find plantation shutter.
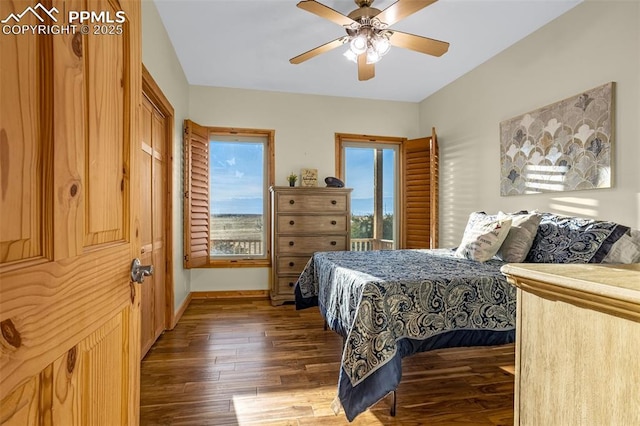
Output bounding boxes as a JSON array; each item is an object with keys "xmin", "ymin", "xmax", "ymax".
[
  {"xmin": 183, "ymin": 119, "xmax": 210, "ymax": 268},
  {"xmin": 402, "ymin": 127, "xmax": 439, "ymax": 249},
  {"xmin": 429, "ymin": 127, "xmax": 439, "ymax": 248}
]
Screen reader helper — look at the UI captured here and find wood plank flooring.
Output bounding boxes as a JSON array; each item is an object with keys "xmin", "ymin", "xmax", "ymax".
[{"xmin": 140, "ymin": 298, "xmax": 515, "ymax": 425}]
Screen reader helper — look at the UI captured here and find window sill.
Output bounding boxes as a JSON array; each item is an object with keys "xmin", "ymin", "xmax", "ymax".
[{"xmin": 206, "ymin": 258, "xmax": 272, "ymax": 268}]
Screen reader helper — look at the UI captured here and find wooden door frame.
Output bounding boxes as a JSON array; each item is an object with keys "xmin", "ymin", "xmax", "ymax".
[{"xmin": 141, "ymin": 64, "xmax": 175, "ymax": 330}]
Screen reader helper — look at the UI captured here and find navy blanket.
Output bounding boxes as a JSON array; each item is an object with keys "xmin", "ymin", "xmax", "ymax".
[{"xmin": 295, "ymin": 249, "xmax": 516, "ymax": 421}]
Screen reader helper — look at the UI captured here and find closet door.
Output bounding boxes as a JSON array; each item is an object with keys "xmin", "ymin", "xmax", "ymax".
[
  {"xmin": 140, "ymin": 93, "xmax": 168, "ymax": 358},
  {"xmin": 0, "ymin": 1, "xmax": 142, "ymax": 424}
]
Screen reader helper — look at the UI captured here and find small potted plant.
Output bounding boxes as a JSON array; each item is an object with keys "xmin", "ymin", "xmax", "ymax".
[{"xmin": 287, "ymin": 173, "xmax": 298, "ymax": 187}]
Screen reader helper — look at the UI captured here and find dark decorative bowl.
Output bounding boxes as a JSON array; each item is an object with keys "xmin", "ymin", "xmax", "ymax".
[{"xmin": 325, "ymin": 177, "xmax": 344, "ymax": 188}]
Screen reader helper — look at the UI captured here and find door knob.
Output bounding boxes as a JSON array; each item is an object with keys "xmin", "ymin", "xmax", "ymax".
[{"xmin": 131, "ymin": 258, "xmax": 154, "ymax": 284}]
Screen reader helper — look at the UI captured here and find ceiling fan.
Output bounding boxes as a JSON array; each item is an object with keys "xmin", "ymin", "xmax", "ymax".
[{"xmin": 290, "ymin": 0, "xmax": 450, "ymax": 81}]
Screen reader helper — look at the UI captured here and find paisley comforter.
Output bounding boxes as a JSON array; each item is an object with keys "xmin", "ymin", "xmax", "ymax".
[{"xmin": 295, "ymin": 248, "xmax": 516, "ymax": 421}]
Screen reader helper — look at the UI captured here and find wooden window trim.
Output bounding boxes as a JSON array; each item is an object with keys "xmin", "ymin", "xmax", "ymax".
[
  {"xmin": 334, "ymin": 133, "xmax": 406, "ymax": 178},
  {"xmin": 184, "ymin": 122, "xmax": 274, "ymax": 268}
]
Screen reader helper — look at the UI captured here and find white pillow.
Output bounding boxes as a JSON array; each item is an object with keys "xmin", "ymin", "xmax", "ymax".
[
  {"xmin": 496, "ymin": 211, "xmax": 542, "ymax": 262},
  {"xmin": 602, "ymin": 231, "xmax": 640, "ymax": 264},
  {"xmin": 456, "ymin": 212, "xmax": 512, "ymax": 262}
]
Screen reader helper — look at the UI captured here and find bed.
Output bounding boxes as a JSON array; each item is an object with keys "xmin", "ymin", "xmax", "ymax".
[
  {"xmin": 293, "ymin": 209, "xmax": 637, "ymax": 421},
  {"xmin": 294, "ymin": 248, "xmax": 517, "ymax": 421}
]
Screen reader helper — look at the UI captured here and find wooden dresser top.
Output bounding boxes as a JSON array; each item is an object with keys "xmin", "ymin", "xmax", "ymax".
[{"xmin": 501, "ymin": 263, "xmax": 640, "ymax": 317}]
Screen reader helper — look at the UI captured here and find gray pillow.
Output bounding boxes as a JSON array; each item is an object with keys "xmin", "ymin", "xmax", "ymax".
[
  {"xmin": 496, "ymin": 212, "xmax": 542, "ymax": 262},
  {"xmin": 602, "ymin": 229, "xmax": 640, "ymax": 264}
]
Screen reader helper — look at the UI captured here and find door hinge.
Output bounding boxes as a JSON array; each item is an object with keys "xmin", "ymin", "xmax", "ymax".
[
  {"xmin": 184, "ymin": 191, "xmax": 189, "ymax": 199},
  {"xmin": 184, "ymin": 254, "xmax": 189, "ymax": 261}
]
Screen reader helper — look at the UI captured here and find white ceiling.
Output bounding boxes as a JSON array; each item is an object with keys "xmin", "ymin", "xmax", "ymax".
[{"xmin": 153, "ymin": 0, "xmax": 581, "ymax": 103}]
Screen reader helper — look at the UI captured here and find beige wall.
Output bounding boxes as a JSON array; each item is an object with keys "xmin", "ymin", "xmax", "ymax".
[
  {"xmin": 189, "ymin": 86, "xmax": 420, "ymax": 291},
  {"xmin": 419, "ymin": 1, "xmax": 640, "ymax": 247},
  {"xmin": 141, "ymin": 1, "xmax": 191, "ymax": 311}
]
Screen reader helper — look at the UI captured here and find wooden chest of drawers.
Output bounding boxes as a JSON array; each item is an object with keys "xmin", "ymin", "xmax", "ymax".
[
  {"xmin": 501, "ymin": 263, "xmax": 640, "ymax": 425},
  {"xmin": 269, "ymin": 186, "xmax": 352, "ymax": 306}
]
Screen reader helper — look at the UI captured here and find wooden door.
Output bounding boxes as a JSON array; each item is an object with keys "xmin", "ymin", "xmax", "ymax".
[
  {"xmin": 0, "ymin": 0, "xmax": 141, "ymax": 424},
  {"xmin": 140, "ymin": 93, "xmax": 167, "ymax": 358}
]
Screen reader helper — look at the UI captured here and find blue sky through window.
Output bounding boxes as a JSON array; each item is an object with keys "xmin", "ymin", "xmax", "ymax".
[
  {"xmin": 209, "ymin": 141, "xmax": 394, "ymax": 216},
  {"xmin": 345, "ymin": 146, "xmax": 395, "ymax": 216},
  {"xmin": 210, "ymin": 140, "xmax": 264, "ymax": 215}
]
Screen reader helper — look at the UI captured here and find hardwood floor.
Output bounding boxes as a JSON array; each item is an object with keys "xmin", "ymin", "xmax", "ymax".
[{"xmin": 140, "ymin": 298, "xmax": 515, "ymax": 425}]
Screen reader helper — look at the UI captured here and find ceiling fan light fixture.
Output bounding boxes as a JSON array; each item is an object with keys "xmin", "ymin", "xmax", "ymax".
[
  {"xmin": 347, "ymin": 27, "xmax": 391, "ymax": 65},
  {"xmin": 365, "ymin": 47, "xmax": 380, "ymax": 64},
  {"xmin": 292, "ymin": 0, "xmax": 449, "ymax": 80},
  {"xmin": 350, "ymin": 34, "xmax": 368, "ymax": 54},
  {"xmin": 343, "ymin": 48, "xmax": 358, "ymax": 63},
  {"xmin": 372, "ymin": 33, "xmax": 391, "ymax": 56}
]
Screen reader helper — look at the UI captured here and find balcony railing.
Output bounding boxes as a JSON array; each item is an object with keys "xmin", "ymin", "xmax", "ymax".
[
  {"xmin": 210, "ymin": 238, "xmax": 394, "ymax": 255},
  {"xmin": 211, "ymin": 239, "xmax": 263, "ymax": 255},
  {"xmin": 350, "ymin": 238, "xmax": 394, "ymax": 251}
]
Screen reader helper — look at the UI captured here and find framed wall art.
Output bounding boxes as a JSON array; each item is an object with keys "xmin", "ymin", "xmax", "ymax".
[
  {"xmin": 300, "ymin": 168, "xmax": 318, "ymax": 187},
  {"xmin": 500, "ymin": 82, "xmax": 615, "ymax": 196}
]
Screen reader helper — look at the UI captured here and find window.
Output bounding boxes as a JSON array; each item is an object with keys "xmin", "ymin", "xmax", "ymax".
[
  {"xmin": 209, "ymin": 134, "xmax": 267, "ymax": 259},
  {"xmin": 184, "ymin": 120, "xmax": 274, "ymax": 268},
  {"xmin": 335, "ymin": 131, "xmax": 439, "ymax": 250},
  {"xmin": 342, "ymin": 142, "xmax": 399, "ymax": 251}
]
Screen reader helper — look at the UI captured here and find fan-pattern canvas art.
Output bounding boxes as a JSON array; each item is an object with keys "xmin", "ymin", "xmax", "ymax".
[{"xmin": 500, "ymin": 82, "xmax": 614, "ymax": 196}]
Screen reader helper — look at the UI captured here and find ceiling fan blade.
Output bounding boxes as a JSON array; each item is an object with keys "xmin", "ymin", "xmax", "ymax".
[
  {"xmin": 297, "ymin": 0, "xmax": 357, "ymax": 27},
  {"xmin": 389, "ymin": 30, "xmax": 449, "ymax": 57},
  {"xmin": 357, "ymin": 53, "xmax": 375, "ymax": 81},
  {"xmin": 374, "ymin": 0, "xmax": 437, "ymax": 27},
  {"xmin": 290, "ymin": 36, "xmax": 347, "ymax": 64}
]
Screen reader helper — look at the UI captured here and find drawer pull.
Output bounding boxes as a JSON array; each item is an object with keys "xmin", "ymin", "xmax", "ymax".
[
  {"xmin": 289, "ymin": 220, "xmax": 295, "ymax": 225},
  {"xmin": 289, "ymin": 199, "xmax": 295, "ymax": 205},
  {"xmin": 289, "ymin": 241, "xmax": 294, "ymax": 246},
  {"xmin": 331, "ymin": 200, "xmax": 337, "ymax": 205},
  {"xmin": 330, "ymin": 241, "xmax": 337, "ymax": 246},
  {"xmin": 331, "ymin": 220, "xmax": 337, "ymax": 225},
  {"xmin": 289, "ymin": 262, "xmax": 295, "ymax": 267},
  {"xmin": 289, "ymin": 282, "xmax": 294, "ymax": 287}
]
